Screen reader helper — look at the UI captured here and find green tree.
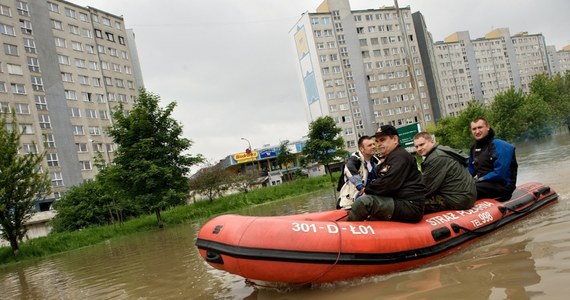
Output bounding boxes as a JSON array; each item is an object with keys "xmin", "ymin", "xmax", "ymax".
[
  {"xmin": 188, "ymin": 164, "xmax": 232, "ymax": 201},
  {"xmin": 107, "ymin": 89, "xmax": 203, "ymax": 228},
  {"xmin": 276, "ymin": 142, "xmax": 294, "ymax": 181},
  {"xmin": 434, "ymin": 101, "xmax": 488, "ymax": 150},
  {"xmin": 530, "ymin": 73, "xmax": 570, "ymax": 131},
  {"xmin": 301, "ymin": 116, "xmax": 347, "ymax": 184},
  {"xmin": 488, "ymin": 88, "xmax": 527, "ymax": 141},
  {"xmin": 516, "ymin": 93, "xmax": 553, "ymax": 140},
  {"xmin": 0, "ymin": 112, "xmax": 50, "ymax": 257}
]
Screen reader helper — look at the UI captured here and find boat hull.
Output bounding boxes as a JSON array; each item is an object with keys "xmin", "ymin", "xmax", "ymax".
[{"xmin": 195, "ymin": 182, "xmax": 558, "ymax": 283}]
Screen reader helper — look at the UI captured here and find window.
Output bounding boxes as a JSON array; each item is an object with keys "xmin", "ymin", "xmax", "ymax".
[
  {"xmin": 107, "ymin": 93, "xmax": 115, "ymax": 102},
  {"xmin": 78, "ymin": 75, "xmax": 89, "ymax": 85},
  {"xmin": 86, "ymin": 109, "xmax": 97, "ymax": 118},
  {"xmin": 121, "ymin": 50, "xmax": 128, "ymax": 59},
  {"xmin": 79, "ymin": 12, "xmax": 88, "ymax": 22},
  {"xmin": 116, "ymin": 79, "xmax": 124, "ymax": 88},
  {"xmin": 7, "ymin": 64, "xmax": 23, "ymax": 75},
  {"xmin": 118, "ymin": 36, "xmax": 125, "ymax": 45},
  {"xmin": 70, "ymin": 107, "xmax": 81, "ymax": 117},
  {"xmin": 72, "ymin": 125, "xmax": 84, "ymax": 135},
  {"xmin": 69, "ymin": 24, "xmax": 79, "ymax": 35},
  {"xmin": 44, "ymin": 134, "xmax": 56, "ymax": 148},
  {"xmin": 11, "ymin": 83, "xmax": 26, "ymax": 94},
  {"xmin": 112, "ymin": 63, "xmax": 121, "ymax": 72},
  {"xmin": 0, "ymin": 23, "xmax": 16, "ymax": 36},
  {"xmin": 99, "ymin": 110, "xmax": 109, "ymax": 119},
  {"xmin": 4, "ymin": 43, "xmax": 18, "ymax": 55},
  {"xmin": 20, "ymin": 19, "xmax": 32, "ymax": 34},
  {"xmin": 57, "ymin": 54, "xmax": 69, "ymax": 65},
  {"xmin": 16, "ymin": 1, "xmax": 28, "ymax": 16},
  {"xmin": 61, "ymin": 72, "xmax": 73, "ymax": 82},
  {"xmin": 81, "ymin": 92, "xmax": 91, "ymax": 101},
  {"xmin": 54, "ymin": 37, "xmax": 66, "ymax": 48},
  {"xmin": 51, "ymin": 172, "xmax": 64, "ymax": 187},
  {"xmin": 71, "ymin": 41, "xmax": 82, "ymax": 51},
  {"xmin": 35, "ymin": 95, "xmax": 48, "ymax": 110},
  {"xmin": 95, "ymin": 29, "xmax": 103, "ymax": 38},
  {"xmin": 87, "ymin": 61, "xmax": 98, "ymax": 70},
  {"xmin": 23, "ymin": 38, "xmax": 35, "ymax": 53},
  {"xmin": 76, "ymin": 143, "xmax": 88, "ymax": 152},
  {"xmin": 105, "ymin": 32, "xmax": 114, "ymax": 42},
  {"xmin": 118, "ymin": 94, "xmax": 127, "ymax": 102},
  {"xmin": 65, "ymin": 89, "xmax": 76, "ymax": 100},
  {"xmin": 80, "ymin": 160, "xmax": 92, "ymax": 171},
  {"xmin": 39, "ymin": 114, "xmax": 51, "ymax": 128},
  {"xmin": 81, "ymin": 28, "xmax": 92, "ymax": 38},
  {"xmin": 31, "ymin": 76, "xmax": 43, "ymax": 91},
  {"xmin": 92, "ymin": 77, "xmax": 101, "ymax": 87},
  {"xmin": 46, "ymin": 153, "xmax": 58, "ymax": 167},
  {"xmin": 85, "ymin": 44, "xmax": 95, "ymax": 54},
  {"xmin": 51, "ymin": 19, "xmax": 63, "ymax": 30},
  {"xmin": 47, "ymin": 2, "xmax": 59, "ymax": 13},
  {"xmin": 0, "ymin": 101, "xmax": 9, "ymax": 113},
  {"xmin": 28, "ymin": 57, "xmax": 41, "ymax": 72},
  {"xmin": 89, "ymin": 126, "xmax": 101, "ymax": 135},
  {"xmin": 104, "ymin": 76, "xmax": 112, "ymax": 85},
  {"xmin": 22, "ymin": 143, "xmax": 37, "ymax": 154},
  {"xmin": 102, "ymin": 17, "xmax": 111, "ymax": 26},
  {"xmin": 64, "ymin": 7, "xmax": 76, "ymax": 19},
  {"xmin": 124, "ymin": 66, "xmax": 132, "ymax": 74},
  {"xmin": 15, "ymin": 103, "xmax": 30, "ymax": 114},
  {"xmin": 108, "ymin": 47, "xmax": 117, "ymax": 56},
  {"xmin": 0, "ymin": 4, "xmax": 11, "ymax": 16},
  {"xmin": 19, "ymin": 123, "xmax": 34, "ymax": 134},
  {"xmin": 96, "ymin": 94, "xmax": 105, "ymax": 103}
]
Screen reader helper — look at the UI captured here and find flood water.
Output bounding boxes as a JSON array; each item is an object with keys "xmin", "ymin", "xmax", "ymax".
[{"xmin": 1, "ymin": 133, "xmax": 569, "ymax": 299}]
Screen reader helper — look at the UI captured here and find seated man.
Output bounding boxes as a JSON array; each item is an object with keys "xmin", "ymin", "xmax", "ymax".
[
  {"xmin": 348, "ymin": 125, "xmax": 425, "ymax": 223},
  {"xmin": 413, "ymin": 132, "xmax": 476, "ymax": 213},
  {"xmin": 337, "ymin": 135, "xmax": 379, "ymax": 208},
  {"xmin": 469, "ymin": 118, "xmax": 518, "ymax": 201}
]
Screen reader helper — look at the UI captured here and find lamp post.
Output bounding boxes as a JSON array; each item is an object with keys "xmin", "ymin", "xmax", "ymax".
[{"xmin": 241, "ymin": 137, "xmax": 254, "ymax": 174}]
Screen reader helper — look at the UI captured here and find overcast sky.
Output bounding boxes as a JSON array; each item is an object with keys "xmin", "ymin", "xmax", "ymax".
[{"xmin": 70, "ymin": 0, "xmax": 569, "ymax": 168}]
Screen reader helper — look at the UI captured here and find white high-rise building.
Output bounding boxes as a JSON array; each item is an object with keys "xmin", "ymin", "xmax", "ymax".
[
  {"xmin": 0, "ymin": 0, "xmax": 143, "ymax": 209},
  {"xmin": 432, "ymin": 28, "xmax": 550, "ymax": 117},
  {"xmin": 290, "ymin": 0, "xmax": 434, "ymax": 151}
]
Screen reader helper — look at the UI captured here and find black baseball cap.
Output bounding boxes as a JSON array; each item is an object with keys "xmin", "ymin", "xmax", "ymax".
[{"xmin": 375, "ymin": 125, "xmax": 399, "ymax": 137}]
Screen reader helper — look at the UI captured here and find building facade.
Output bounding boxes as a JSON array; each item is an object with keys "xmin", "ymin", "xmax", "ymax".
[
  {"xmin": 290, "ymin": 0, "xmax": 434, "ymax": 152},
  {"xmin": 547, "ymin": 44, "xmax": 570, "ymax": 75},
  {"xmin": 0, "ymin": 0, "xmax": 143, "ymax": 209},
  {"xmin": 430, "ymin": 28, "xmax": 550, "ymax": 117}
]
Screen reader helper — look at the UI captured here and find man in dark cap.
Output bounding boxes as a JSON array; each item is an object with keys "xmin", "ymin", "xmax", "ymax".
[{"xmin": 348, "ymin": 125, "xmax": 426, "ymax": 222}]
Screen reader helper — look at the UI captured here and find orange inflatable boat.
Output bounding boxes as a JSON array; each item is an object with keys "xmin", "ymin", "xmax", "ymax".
[{"xmin": 195, "ymin": 182, "xmax": 557, "ymax": 283}]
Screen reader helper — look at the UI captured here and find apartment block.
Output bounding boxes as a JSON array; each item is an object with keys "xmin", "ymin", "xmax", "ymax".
[
  {"xmin": 290, "ymin": 0, "xmax": 434, "ymax": 151},
  {"xmin": 547, "ymin": 45, "xmax": 570, "ymax": 75},
  {"xmin": 0, "ymin": 0, "xmax": 143, "ymax": 209},
  {"xmin": 430, "ymin": 28, "xmax": 549, "ymax": 117}
]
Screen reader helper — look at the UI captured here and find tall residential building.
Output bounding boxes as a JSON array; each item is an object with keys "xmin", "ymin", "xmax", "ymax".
[
  {"xmin": 430, "ymin": 28, "xmax": 550, "ymax": 117},
  {"xmin": 290, "ymin": 0, "xmax": 434, "ymax": 151},
  {"xmin": 547, "ymin": 44, "xmax": 570, "ymax": 75},
  {"xmin": 0, "ymin": 0, "xmax": 143, "ymax": 210}
]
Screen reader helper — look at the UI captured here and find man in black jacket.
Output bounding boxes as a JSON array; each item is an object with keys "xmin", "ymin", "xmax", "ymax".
[{"xmin": 348, "ymin": 125, "xmax": 426, "ymax": 222}]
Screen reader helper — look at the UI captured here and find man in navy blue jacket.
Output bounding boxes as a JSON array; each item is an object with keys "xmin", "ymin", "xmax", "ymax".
[{"xmin": 469, "ymin": 118, "xmax": 518, "ymax": 201}]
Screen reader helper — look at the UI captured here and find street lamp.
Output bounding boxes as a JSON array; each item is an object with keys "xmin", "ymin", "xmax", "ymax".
[{"xmin": 241, "ymin": 137, "xmax": 254, "ymax": 174}]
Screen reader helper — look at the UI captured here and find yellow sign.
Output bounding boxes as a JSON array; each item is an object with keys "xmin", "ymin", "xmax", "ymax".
[{"xmin": 234, "ymin": 151, "xmax": 258, "ymax": 162}]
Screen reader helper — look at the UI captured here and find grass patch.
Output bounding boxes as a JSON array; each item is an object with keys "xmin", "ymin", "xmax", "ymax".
[{"xmin": 0, "ymin": 174, "xmax": 338, "ymax": 266}]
